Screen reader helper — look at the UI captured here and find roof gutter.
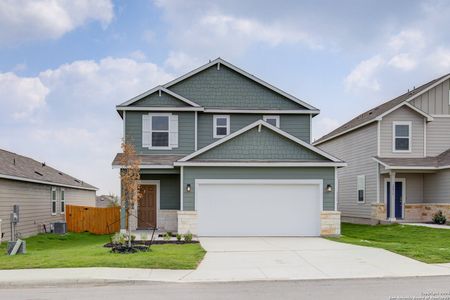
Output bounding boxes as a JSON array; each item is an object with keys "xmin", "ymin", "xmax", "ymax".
[{"xmin": 0, "ymin": 174, "xmax": 98, "ymax": 191}]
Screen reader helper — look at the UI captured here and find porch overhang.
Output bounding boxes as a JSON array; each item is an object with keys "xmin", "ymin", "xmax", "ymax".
[
  {"xmin": 373, "ymin": 150, "xmax": 450, "ymax": 172},
  {"xmin": 112, "ymin": 153, "xmax": 184, "ymax": 169}
]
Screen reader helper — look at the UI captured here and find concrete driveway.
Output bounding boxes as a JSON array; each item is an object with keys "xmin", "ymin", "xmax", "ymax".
[{"xmin": 183, "ymin": 237, "xmax": 450, "ymax": 282}]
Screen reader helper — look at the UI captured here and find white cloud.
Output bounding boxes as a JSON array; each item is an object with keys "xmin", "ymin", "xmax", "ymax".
[
  {"xmin": 388, "ymin": 29, "xmax": 425, "ymax": 51},
  {"xmin": 0, "ymin": 0, "xmax": 114, "ymax": 46},
  {"xmin": 312, "ymin": 116, "xmax": 341, "ymax": 142},
  {"xmin": 165, "ymin": 51, "xmax": 203, "ymax": 73},
  {"xmin": 344, "ymin": 56, "xmax": 384, "ymax": 92},
  {"xmin": 0, "ymin": 72, "xmax": 49, "ymax": 119},
  {"xmin": 1, "ymin": 56, "xmax": 174, "ymax": 195},
  {"xmin": 427, "ymin": 47, "xmax": 450, "ymax": 72},
  {"xmin": 388, "ymin": 53, "xmax": 417, "ymax": 71}
]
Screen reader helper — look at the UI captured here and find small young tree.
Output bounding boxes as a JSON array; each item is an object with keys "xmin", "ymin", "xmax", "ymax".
[{"xmin": 119, "ymin": 140, "xmax": 142, "ymax": 248}]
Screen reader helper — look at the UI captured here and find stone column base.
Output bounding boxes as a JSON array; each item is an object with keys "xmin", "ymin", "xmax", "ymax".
[
  {"xmin": 405, "ymin": 204, "xmax": 450, "ymax": 222},
  {"xmin": 320, "ymin": 211, "xmax": 341, "ymax": 237},
  {"xmin": 177, "ymin": 211, "xmax": 198, "ymax": 235}
]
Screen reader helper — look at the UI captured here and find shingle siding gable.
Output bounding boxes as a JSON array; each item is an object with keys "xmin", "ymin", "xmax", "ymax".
[
  {"xmin": 168, "ymin": 64, "xmax": 307, "ymax": 110},
  {"xmin": 130, "ymin": 91, "xmax": 190, "ymax": 107}
]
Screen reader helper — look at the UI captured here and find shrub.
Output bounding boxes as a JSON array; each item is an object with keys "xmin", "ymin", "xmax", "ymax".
[
  {"xmin": 176, "ymin": 234, "xmax": 182, "ymax": 242},
  {"xmin": 163, "ymin": 232, "xmax": 171, "ymax": 241},
  {"xmin": 112, "ymin": 233, "xmax": 126, "ymax": 245},
  {"xmin": 183, "ymin": 232, "xmax": 193, "ymax": 243},
  {"xmin": 432, "ymin": 210, "xmax": 447, "ymax": 225}
]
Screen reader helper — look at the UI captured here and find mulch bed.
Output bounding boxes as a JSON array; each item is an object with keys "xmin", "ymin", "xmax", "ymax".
[{"xmin": 104, "ymin": 240, "xmax": 199, "ymax": 248}]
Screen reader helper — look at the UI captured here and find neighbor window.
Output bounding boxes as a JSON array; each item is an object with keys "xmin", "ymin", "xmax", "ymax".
[
  {"xmin": 263, "ymin": 115, "xmax": 280, "ymax": 127},
  {"xmin": 357, "ymin": 175, "xmax": 365, "ymax": 203},
  {"xmin": 51, "ymin": 187, "xmax": 57, "ymax": 215},
  {"xmin": 151, "ymin": 114, "xmax": 170, "ymax": 148},
  {"xmin": 213, "ymin": 115, "xmax": 230, "ymax": 138},
  {"xmin": 60, "ymin": 188, "xmax": 65, "ymax": 214},
  {"xmin": 393, "ymin": 121, "xmax": 411, "ymax": 152}
]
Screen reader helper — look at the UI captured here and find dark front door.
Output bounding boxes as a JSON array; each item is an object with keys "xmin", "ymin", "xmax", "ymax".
[
  {"xmin": 386, "ymin": 181, "xmax": 403, "ymax": 219},
  {"xmin": 138, "ymin": 185, "xmax": 157, "ymax": 229}
]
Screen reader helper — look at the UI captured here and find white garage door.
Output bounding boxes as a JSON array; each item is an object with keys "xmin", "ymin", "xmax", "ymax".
[{"xmin": 196, "ymin": 179, "xmax": 322, "ymax": 236}]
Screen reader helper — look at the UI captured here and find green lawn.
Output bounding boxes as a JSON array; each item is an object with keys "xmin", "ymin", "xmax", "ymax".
[
  {"xmin": 0, "ymin": 233, "xmax": 206, "ymax": 270},
  {"xmin": 328, "ymin": 223, "xmax": 450, "ymax": 264}
]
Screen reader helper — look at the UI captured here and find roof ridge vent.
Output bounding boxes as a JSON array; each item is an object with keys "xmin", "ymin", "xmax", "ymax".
[{"xmin": 42, "ymin": 162, "xmax": 46, "ymax": 167}]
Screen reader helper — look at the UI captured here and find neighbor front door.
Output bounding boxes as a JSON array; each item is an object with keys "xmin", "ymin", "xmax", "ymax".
[
  {"xmin": 386, "ymin": 181, "xmax": 403, "ymax": 219},
  {"xmin": 138, "ymin": 185, "xmax": 157, "ymax": 229}
]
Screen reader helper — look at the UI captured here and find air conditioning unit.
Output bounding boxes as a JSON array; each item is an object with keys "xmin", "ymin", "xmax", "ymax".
[{"xmin": 53, "ymin": 221, "xmax": 67, "ymax": 234}]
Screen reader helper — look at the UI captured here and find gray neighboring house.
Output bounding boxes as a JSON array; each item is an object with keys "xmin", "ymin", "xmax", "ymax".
[
  {"xmin": 112, "ymin": 58, "xmax": 345, "ymax": 237},
  {"xmin": 96, "ymin": 195, "xmax": 119, "ymax": 208},
  {"xmin": 0, "ymin": 149, "xmax": 97, "ymax": 241},
  {"xmin": 314, "ymin": 74, "xmax": 450, "ymax": 224}
]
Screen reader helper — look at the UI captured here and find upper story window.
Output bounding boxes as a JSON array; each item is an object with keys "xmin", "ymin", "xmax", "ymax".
[
  {"xmin": 263, "ymin": 115, "xmax": 280, "ymax": 127},
  {"xmin": 51, "ymin": 187, "xmax": 57, "ymax": 215},
  {"xmin": 142, "ymin": 113, "xmax": 178, "ymax": 149},
  {"xmin": 213, "ymin": 115, "xmax": 230, "ymax": 138},
  {"xmin": 393, "ymin": 121, "xmax": 411, "ymax": 152}
]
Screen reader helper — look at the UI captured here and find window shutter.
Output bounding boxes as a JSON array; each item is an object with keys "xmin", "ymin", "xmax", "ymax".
[
  {"xmin": 169, "ymin": 114, "xmax": 178, "ymax": 148},
  {"xmin": 142, "ymin": 114, "xmax": 151, "ymax": 148}
]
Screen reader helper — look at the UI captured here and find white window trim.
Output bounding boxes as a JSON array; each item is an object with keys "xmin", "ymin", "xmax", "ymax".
[
  {"xmin": 51, "ymin": 187, "xmax": 57, "ymax": 216},
  {"xmin": 392, "ymin": 121, "xmax": 412, "ymax": 153},
  {"xmin": 149, "ymin": 113, "xmax": 172, "ymax": 150},
  {"xmin": 263, "ymin": 115, "xmax": 280, "ymax": 128},
  {"xmin": 357, "ymin": 175, "xmax": 365, "ymax": 203},
  {"xmin": 213, "ymin": 115, "xmax": 230, "ymax": 138},
  {"xmin": 60, "ymin": 188, "xmax": 65, "ymax": 215}
]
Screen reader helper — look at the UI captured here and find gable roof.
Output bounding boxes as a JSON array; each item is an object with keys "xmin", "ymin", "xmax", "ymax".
[
  {"xmin": 0, "ymin": 148, "xmax": 97, "ymax": 190},
  {"xmin": 175, "ymin": 120, "xmax": 345, "ymax": 167},
  {"xmin": 314, "ymin": 73, "xmax": 450, "ymax": 145},
  {"xmin": 117, "ymin": 58, "xmax": 319, "ymax": 114}
]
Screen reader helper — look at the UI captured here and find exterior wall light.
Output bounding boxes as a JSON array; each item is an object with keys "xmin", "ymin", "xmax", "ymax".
[
  {"xmin": 186, "ymin": 184, "xmax": 191, "ymax": 192},
  {"xmin": 326, "ymin": 184, "xmax": 333, "ymax": 192}
]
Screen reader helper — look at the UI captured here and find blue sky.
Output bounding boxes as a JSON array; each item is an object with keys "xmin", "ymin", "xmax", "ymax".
[{"xmin": 1, "ymin": 0, "xmax": 450, "ymax": 195}]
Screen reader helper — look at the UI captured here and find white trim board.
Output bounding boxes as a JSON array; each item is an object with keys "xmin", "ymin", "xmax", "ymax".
[
  {"xmin": 175, "ymin": 161, "xmax": 347, "ymax": 167},
  {"xmin": 204, "ymin": 109, "xmax": 320, "ymax": 114},
  {"xmin": 372, "ymin": 157, "xmax": 450, "ymax": 171},
  {"xmin": 117, "ymin": 106, "xmax": 204, "ymax": 112},
  {"xmin": 177, "ymin": 120, "xmax": 344, "ymax": 163},
  {"xmin": 0, "ymin": 173, "xmax": 97, "ymax": 191},
  {"xmin": 112, "ymin": 165, "xmax": 174, "ymax": 169}
]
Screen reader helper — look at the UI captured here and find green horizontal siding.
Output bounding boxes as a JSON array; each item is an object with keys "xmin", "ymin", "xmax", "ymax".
[
  {"xmin": 131, "ymin": 91, "xmax": 188, "ymax": 107},
  {"xmin": 169, "ymin": 65, "xmax": 307, "ymax": 110},
  {"xmin": 194, "ymin": 126, "xmax": 325, "ymax": 161},
  {"xmin": 182, "ymin": 167, "xmax": 335, "ymax": 211},
  {"xmin": 198, "ymin": 113, "xmax": 310, "ymax": 148},
  {"xmin": 140, "ymin": 174, "xmax": 180, "ymax": 210},
  {"xmin": 125, "ymin": 111, "xmax": 195, "ymax": 155}
]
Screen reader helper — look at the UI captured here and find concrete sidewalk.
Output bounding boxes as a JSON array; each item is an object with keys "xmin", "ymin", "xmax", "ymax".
[{"xmin": 1, "ymin": 238, "xmax": 450, "ymax": 287}]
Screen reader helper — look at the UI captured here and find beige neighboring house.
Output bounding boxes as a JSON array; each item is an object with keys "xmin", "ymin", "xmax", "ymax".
[
  {"xmin": 0, "ymin": 149, "xmax": 97, "ymax": 241},
  {"xmin": 315, "ymin": 74, "xmax": 450, "ymax": 224}
]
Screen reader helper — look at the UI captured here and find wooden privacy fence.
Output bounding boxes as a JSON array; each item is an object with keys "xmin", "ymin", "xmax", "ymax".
[{"xmin": 66, "ymin": 205, "xmax": 121, "ymax": 234}]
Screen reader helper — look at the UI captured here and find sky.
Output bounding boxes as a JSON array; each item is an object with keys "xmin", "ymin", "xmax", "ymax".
[{"xmin": 1, "ymin": 0, "xmax": 450, "ymax": 196}]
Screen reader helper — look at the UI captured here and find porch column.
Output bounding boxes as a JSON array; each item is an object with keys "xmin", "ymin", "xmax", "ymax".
[{"xmin": 389, "ymin": 171, "xmax": 396, "ymax": 221}]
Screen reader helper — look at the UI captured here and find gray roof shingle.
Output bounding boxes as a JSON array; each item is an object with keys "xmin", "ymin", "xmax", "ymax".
[
  {"xmin": 0, "ymin": 148, "xmax": 97, "ymax": 190},
  {"xmin": 314, "ymin": 73, "xmax": 450, "ymax": 145},
  {"xmin": 374, "ymin": 148, "xmax": 450, "ymax": 169},
  {"xmin": 112, "ymin": 153, "xmax": 185, "ymax": 166}
]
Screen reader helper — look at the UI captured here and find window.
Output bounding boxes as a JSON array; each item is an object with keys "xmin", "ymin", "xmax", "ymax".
[
  {"xmin": 60, "ymin": 189, "xmax": 65, "ymax": 214},
  {"xmin": 393, "ymin": 121, "xmax": 411, "ymax": 152},
  {"xmin": 151, "ymin": 115, "xmax": 170, "ymax": 147},
  {"xmin": 357, "ymin": 175, "xmax": 365, "ymax": 203},
  {"xmin": 263, "ymin": 115, "xmax": 280, "ymax": 127},
  {"xmin": 51, "ymin": 187, "xmax": 57, "ymax": 215},
  {"xmin": 213, "ymin": 115, "xmax": 230, "ymax": 138}
]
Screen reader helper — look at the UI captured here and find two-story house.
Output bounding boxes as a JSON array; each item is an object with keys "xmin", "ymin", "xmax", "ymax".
[
  {"xmin": 315, "ymin": 74, "xmax": 450, "ymax": 224},
  {"xmin": 112, "ymin": 58, "xmax": 345, "ymax": 237}
]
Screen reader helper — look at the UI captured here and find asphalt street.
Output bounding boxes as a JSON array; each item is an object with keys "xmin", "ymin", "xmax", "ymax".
[{"xmin": 1, "ymin": 276, "xmax": 450, "ymax": 300}]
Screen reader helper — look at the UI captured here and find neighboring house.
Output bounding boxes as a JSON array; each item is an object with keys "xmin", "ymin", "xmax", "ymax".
[
  {"xmin": 96, "ymin": 195, "xmax": 119, "ymax": 208},
  {"xmin": 0, "ymin": 149, "xmax": 97, "ymax": 241},
  {"xmin": 112, "ymin": 58, "xmax": 345, "ymax": 237},
  {"xmin": 314, "ymin": 74, "xmax": 450, "ymax": 224}
]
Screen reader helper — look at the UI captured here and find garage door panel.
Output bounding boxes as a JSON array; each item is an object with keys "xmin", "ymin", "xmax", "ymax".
[{"xmin": 196, "ymin": 181, "xmax": 321, "ymax": 236}]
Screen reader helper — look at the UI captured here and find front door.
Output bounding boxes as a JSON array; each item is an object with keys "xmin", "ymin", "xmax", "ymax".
[
  {"xmin": 386, "ymin": 181, "xmax": 403, "ymax": 219},
  {"xmin": 138, "ymin": 185, "xmax": 157, "ymax": 229}
]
